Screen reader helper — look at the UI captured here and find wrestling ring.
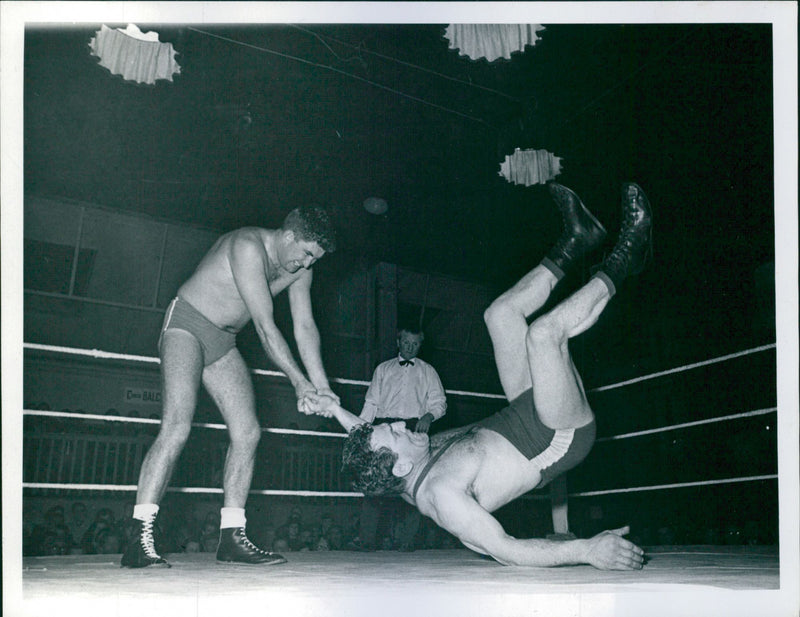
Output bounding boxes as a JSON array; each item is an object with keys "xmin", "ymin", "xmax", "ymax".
[{"xmin": 11, "ymin": 340, "xmax": 797, "ymax": 617}]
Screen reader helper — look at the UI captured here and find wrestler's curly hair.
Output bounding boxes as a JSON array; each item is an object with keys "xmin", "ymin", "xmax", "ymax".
[
  {"xmin": 341, "ymin": 424, "xmax": 405, "ymax": 496},
  {"xmin": 283, "ymin": 205, "xmax": 337, "ymax": 253}
]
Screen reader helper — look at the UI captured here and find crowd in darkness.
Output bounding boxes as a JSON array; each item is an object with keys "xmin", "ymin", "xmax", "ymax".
[
  {"xmin": 23, "ymin": 496, "xmax": 774, "ymax": 559},
  {"xmin": 22, "ymin": 499, "xmax": 462, "ymax": 558}
]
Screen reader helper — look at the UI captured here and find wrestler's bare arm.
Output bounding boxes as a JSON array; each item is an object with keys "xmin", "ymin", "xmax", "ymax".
[
  {"xmin": 229, "ymin": 232, "xmax": 314, "ymax": 401},
  {"xmin": 287, "ymin": 270, "xmax": 337, "ymax": 401},
  {"xmin": 320, "ymin": 399, "xmax": 364, "ymax": 431},
  {"xmin": 425, "ymin": 483, "xmax": 644, "ymax": 570}
]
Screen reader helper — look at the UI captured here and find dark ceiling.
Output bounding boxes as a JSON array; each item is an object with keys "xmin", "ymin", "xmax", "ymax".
[{"xmin": 24, "ymin": 22, "xmax": 775, "ymax": 347}]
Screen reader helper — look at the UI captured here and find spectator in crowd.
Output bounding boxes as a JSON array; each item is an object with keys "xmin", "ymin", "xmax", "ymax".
[
  {"xmin": 262, "ymin": 524, "xmax": 279, "ymax": 553},
  {"xmin": 40, "ymin": 528, "xmax": 71, "ymax": 556},
  {"xmin": 95, "ymin": 527, "xmax": 123, "ymax": 554},
  {"xmin": 308, "ymin": 525, "xmax": 323, "ymax": 551},
  {"xmin": 44, "ymin": 505, "xmax": 66, "ymax": 529},
  {"xmin": 272, "ymin": 537, "xmax": 290, "ymax": 554},
  {"xmin": 298, "ymin": 528, "xmax": 314, "ymax": 551},
  {"xmin": 67, "ymin": 502, "xmax": 91, "ymax": 552},
  {"xmin": 167, "ymin": 504, "xmax": 202, "ymax": 553},
  {"xmin": 286, "ymin": 521, "xmax": 304, "ymax": 551},
  {"xmin": 23, "ymin": 505, "xmax": 47, "ymax": 556},
  {"xmin": 326, "ymin": 525, "xmax": 344, "ymax": 550},
  {"xmin": 82, "ymin": 507, "xmax": 116, "ymax": 554},
  {"xmin": 286, "ymin": 506, "xmax": 303, "ymax": 526},
  {"xmin": 320, "ymin": 513, "xmax": 334, "ymax": 539}
]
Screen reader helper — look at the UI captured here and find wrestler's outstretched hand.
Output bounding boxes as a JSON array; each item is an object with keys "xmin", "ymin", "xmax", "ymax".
[
  {"xmin": 315, "ymin": 394, "xmax": 339, "ymax": 418},
  {"xmin": 296, "ymin": 382, "xmax": 321, "ymax": 415},
  {"xmin": 583, "ymin": 525, "xmax": 645, "ymax": 570},
  {"xmin": 316, "ymin": 387, "xmax": 340, "ymax": 406}
]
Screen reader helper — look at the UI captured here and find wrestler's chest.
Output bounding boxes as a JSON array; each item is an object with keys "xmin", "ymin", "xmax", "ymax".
[{"xmin": 471, "ymin": 443, "xmax": 544, "ymax": 509}]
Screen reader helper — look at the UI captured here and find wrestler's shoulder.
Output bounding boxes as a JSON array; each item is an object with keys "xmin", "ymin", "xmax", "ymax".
[{"xmin": 227, "ymin": 226, "xmax": 272, "ymax": 244}]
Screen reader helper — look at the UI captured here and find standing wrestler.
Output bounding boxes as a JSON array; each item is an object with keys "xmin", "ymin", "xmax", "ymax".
[
  {"xmin": 322, "ymin": 183, "xmax": 651, "ymax": 569},
  {"xmin": 122, "ymin": 205, "xmax": 337, "ymax": 568}
]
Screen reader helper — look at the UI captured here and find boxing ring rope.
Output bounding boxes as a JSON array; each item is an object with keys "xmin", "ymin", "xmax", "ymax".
[
  {"xmin": 567, "ymin": 474, "xmax": 778, "ymax": 498},
  {"xmin": 22, "ymin": 483, "xmax": 360, "ymax": 497},
  {"xmin": 22, "ymin": 405, "xmax": 778, "ymax": 443},
  {"xmin": 23, "ymin": 409, "xmax": 347, "ymax": 438},
  {"xmin": 23, "ymin": 342, "xmax": 507, "ymax": 400},
  {"xmin": 586, "ymin": 343, "xmax": 776, "ymax": 393},
  {"xmin": 594, "ymin": 407, "xmax": 776, "ymax": 443},
  {"xmin": 21, "ymin": 341, "xmax": 777, "ymax": 503},
  {"xmin": 23, "ymin": 341, "xmax": 775, "ymax": 399}
]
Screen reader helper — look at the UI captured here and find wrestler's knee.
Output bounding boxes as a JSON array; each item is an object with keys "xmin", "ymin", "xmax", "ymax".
[
  {"xmin": 155, "ymin": 420, "xmax": 193, "ymax": 451},
  {"xmin": 484, "ymin": 297, "xmax": 513, "ymax": 333},
  {"xmin": 526, "ymin": 315, "xmax": 563, "ymax": 350},
  {"xmin": 228, "ymin": 421, "xmax": 261, "ymax": 452}
]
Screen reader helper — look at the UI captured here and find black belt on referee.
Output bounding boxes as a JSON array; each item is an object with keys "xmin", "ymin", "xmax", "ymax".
[{"xmin": 371, "ymin": 417, "xmax": 419, "ymax": 432}]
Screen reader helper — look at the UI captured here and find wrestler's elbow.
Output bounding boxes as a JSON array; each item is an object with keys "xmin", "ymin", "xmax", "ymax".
[{"xmin": 460, "ymin": 535, "xmax": 513, "ymax": 565}]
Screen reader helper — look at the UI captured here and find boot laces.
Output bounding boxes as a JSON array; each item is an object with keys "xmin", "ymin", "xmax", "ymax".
[
  {"xmin": 139, "ymin": 517, "xmax": 161, "ymax": 560},
  {"xmin": 618, "ymin": 198, "xmax": 650, "ymax": 251},
  {"xmin": 240, "ymin": 530, "xmax": 270, "ymax": 555}
]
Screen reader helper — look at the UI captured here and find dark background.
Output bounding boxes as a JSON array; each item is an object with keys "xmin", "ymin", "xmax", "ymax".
[{"xmin": 24, "ymin": 23, "xmax": 775, "ymax": 340}]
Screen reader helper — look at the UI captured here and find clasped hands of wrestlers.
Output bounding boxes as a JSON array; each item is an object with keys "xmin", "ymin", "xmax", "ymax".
[
  {"xmin": 297, "ymin": 392, "xmax": 433, "ymax": 434},
  {"xmin": 295, "ymin": 387, "xmax": 339, "ymax": 416}
]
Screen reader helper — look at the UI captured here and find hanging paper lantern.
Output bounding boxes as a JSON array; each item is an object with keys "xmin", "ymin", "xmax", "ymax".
[
  {"xmin": 89, "ymin": 24, "xmax": 181, "ymax": 85},
  {"xmin": 363, "ymin": 197, "xmax": 388, "ymax": 215},
  {"xmin": 444, "ymin": 24, "xmax": 546, "ymax": 62},
  {"xmin": 499, "ymin": 148, "xmax": 562, "ymax": 186}
]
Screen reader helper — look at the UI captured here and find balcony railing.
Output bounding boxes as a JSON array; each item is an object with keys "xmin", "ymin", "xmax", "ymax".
[{"xmin": 23, "ymin": 429, "xmax": 350, "ymax": 495}]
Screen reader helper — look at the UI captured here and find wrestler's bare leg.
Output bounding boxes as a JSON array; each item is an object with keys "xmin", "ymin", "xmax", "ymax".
[
  {"xmin": 136, "ymin": 329, "xmax": 203, "ymax": 504},
  {"xmin": 483, "ymin": 265, "xmax": 559, "ymax": 401},
  {"xmin": 203, "ymin": 349, "xmax": 286, "ymax": 563},
  {"xmin": 202, "ymin": 347, "xmax": 261, "ymax": 508},
  {"xmin": 525, "ymin": 276, "xmax": 610, "ymax": 430}
]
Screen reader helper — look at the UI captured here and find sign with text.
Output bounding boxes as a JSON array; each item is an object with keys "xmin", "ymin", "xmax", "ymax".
[{"xmin": 124, "ymin": 387, "xmax": 162, "ymax": 405}]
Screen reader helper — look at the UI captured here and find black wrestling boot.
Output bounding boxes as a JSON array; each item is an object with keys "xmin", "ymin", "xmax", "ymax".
[
  {"xmin": 542, "ymin": 182, "xmax": 608, "ymax": 276},
  {"xmin": 120, "ymin": 515, "xmax": 170, "ymax": 568},
  {"xmin": 216, "ymin": 527, "xmax": 287, "ymax": 565},
  {"xmin": 595, "ymin": 182, "xmax": 653, "ymax": 294}
]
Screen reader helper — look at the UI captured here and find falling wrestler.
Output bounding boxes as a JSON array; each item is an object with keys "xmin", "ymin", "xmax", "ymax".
[{"xmin": 320, "ymin": 182, "xmax": 651, "ymax": 569}]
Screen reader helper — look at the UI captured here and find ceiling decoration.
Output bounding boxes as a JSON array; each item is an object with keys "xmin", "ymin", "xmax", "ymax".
[
  {"xmin": 498, "ymin": 148, "xmax": 562, "ymax": 186},
  {"xmin": 444, "ymin": 24, "xmax": 545, "ymax": 61},
  {"xmin": 89, "ymin": 24, "xmax": 181, "ymax": 85}
]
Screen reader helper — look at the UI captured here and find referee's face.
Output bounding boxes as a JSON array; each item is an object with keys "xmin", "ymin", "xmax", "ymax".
[{"xmin": 397, "ymin": 330, "xmax": 423, "ymax": 360}]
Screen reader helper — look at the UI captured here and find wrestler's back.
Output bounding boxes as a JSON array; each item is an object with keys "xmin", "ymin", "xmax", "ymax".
[{"xmin": 177, "ymin": 228, "xmax": 303, "ymax": 332}]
